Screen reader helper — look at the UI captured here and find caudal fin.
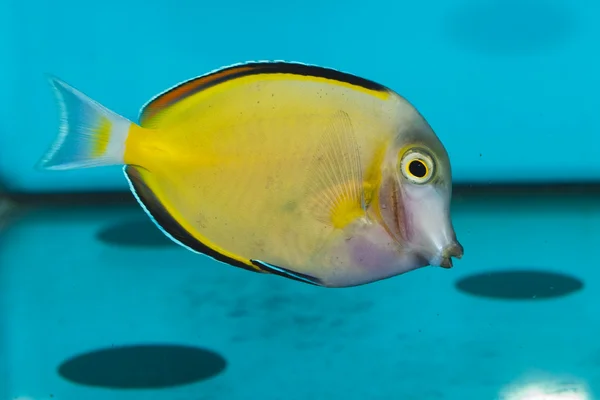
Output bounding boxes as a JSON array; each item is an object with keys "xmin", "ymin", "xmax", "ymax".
[{"xmin": 37, "ymin": 76, "xmax": 134, "ymax": 170}]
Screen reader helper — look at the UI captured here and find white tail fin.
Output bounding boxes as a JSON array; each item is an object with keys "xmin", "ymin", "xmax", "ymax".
[{"xmin": 37, "ymin": 76, "xmax": 134, "ymax": 170}]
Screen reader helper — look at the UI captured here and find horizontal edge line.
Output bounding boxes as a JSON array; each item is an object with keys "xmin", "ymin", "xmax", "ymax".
[{"xmin": 5, "ymin": 181, "xmax": 600, "ymax": 206}]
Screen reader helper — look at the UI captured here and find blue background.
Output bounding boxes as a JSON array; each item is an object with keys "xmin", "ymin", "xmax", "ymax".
[
  {"xmin": 1, "ymin": 0, "xmax": 598, "ymax": 193},
  {"xmin": 3, "ymin": 1, "xmax": 600, "ymax": 398}
]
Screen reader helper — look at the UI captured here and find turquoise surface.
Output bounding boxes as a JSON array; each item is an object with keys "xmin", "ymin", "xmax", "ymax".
[
  {"xmin": 1, "ymin": 0, "xmax": 600, "ymax": 192},
  {"xmin": 3, "ymin": 0, "xmax": 600, "ymax": 397},
  {"xmin": 1, "ymin": 193, "xmax": 597, "ymax": 399}
]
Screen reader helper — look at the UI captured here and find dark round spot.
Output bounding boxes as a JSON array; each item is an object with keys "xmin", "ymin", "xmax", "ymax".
[
  {"xmin": 455, "ymin": 269, "xmax": 584, "ymax": 300},
  {"xmin": 408, "ymin": 160, "xmax": 427, "ymax": 178},
  {"xmin": 444, "ymin": 0, "xmax": 575, "ymax": 55},
  {"xmin": 57, "ymin": 344, "xmax": 227, "ymax": 389},
  {"xmin": 97, "ymin": 218, "xmax": 176, "ymax": 248}
]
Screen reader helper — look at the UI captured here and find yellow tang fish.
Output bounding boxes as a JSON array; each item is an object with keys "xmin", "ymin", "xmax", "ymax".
[{"xmin": 38, "ymin": 61, "xmax": 464, "ymax": 288}]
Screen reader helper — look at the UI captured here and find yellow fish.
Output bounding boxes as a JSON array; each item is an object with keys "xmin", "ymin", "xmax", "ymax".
[{"xmin": 38, "ymin": 61, "xmax": 464, "ymax": 288}]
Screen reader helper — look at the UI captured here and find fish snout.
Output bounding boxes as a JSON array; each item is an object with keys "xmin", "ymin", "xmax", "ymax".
[
  {"xmin": 399, "ymin": 183, "xmax": 463, "ymax": 270},
  {"xmin": 438, "ymin": 241, "xmax": 464, "ymax": 269}
]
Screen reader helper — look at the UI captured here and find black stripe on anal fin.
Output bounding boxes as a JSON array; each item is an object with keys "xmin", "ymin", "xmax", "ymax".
[
  {"xmin": 251, "ymin": 259, "xmax": 323, "ymax": 286},
  {"xmin": 124, "ymin": 165, "xmax": 261, "ymax": 273}
]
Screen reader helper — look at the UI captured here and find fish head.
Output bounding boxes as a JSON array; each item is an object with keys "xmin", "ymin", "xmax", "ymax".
[{"xmin": 377, "ymin": 113, "xmax": 463, "ymax": 271}]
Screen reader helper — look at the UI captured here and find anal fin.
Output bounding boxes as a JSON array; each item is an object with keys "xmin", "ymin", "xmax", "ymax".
[
  {"xmin": 250, "ymin": 260, "xmax": 323, "ymax": 286},
  {"xmin": 124, "ymin": 165, "xmax": 263, "ymax": 273},
  {"xmin": 304, "ymin": 110, "xmax": 366, "ymax": 229}
]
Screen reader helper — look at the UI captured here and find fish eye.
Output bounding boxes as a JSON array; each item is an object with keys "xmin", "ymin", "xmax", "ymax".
[{"xmin": 400, "ymin": 149, "xmax": 435, "ymax": 184}]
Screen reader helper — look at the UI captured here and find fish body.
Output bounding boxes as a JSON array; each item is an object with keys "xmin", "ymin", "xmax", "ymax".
[{"xmin": 38, "ymin": 61, "xmax": 463, "ymax": 288}]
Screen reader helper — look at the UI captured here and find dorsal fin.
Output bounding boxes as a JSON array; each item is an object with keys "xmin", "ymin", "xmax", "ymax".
[{"xmin": 137, "ymin": 60, "xmax": 390, "ymax": 127}]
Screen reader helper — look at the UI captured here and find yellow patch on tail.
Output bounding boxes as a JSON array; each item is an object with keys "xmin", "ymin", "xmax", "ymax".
[{"xmin": 91, "ymin": 115, "xmax": 113, "ymax": 157}]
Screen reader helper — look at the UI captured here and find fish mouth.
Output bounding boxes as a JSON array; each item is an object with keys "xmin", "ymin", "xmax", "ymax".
[{"xmin": 436, "ymin": 242, "xmax": 464, "ymax": 269}]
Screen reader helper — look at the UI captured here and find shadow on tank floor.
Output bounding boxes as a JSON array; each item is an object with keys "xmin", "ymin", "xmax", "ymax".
[{"xmin": 2, "ymin": 181, "xmax": 600, "ymax": 400}]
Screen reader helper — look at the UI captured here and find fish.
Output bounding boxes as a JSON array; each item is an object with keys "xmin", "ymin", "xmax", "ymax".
[{"xmin": 37, "ymin": 61, "xmax": 464, "ymax": 288}]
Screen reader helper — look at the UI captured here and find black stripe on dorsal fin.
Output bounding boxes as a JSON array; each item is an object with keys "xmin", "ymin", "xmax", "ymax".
[
  {"xmin": 123, "ymin": 165, "xmax": 263, "ymax": 274},
  {"xmin": 138, "ymin": 61, "xmax": 391, "ymax": 126}
]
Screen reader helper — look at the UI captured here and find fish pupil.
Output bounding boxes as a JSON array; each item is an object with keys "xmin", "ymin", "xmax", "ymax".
[{"xmin": 409, "ymin": 160, "xmax": 427, "ymax": 178}]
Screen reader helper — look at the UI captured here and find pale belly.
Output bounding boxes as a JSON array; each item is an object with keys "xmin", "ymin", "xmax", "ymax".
[{"xmin": 306, "ymin": 217, "xmax": 429, "ymax": 288}]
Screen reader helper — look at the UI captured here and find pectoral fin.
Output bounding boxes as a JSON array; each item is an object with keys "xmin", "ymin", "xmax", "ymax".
[{"xmin": 303, "ymin": 110, "xmax": 366, "ymax": 229}]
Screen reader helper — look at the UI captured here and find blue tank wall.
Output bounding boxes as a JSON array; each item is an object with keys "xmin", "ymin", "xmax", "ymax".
[{"xmin": 1, "ymin": 0, "xmax": 598, "ymax": 193}]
